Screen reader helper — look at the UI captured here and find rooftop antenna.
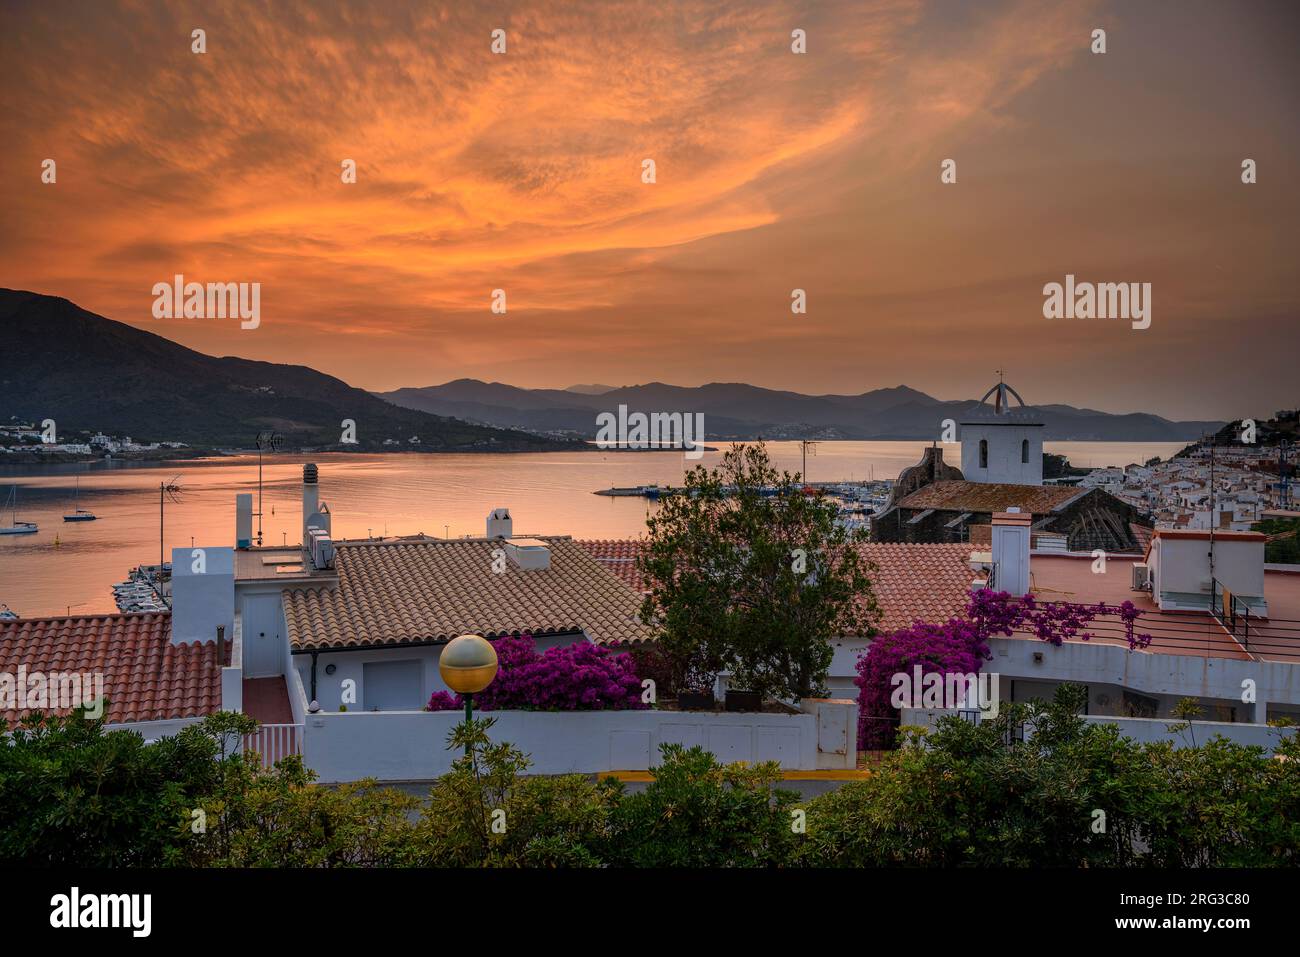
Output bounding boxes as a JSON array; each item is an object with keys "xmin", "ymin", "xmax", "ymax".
[
  {"xmin": 1207, "ymin": 431, "xmax": 1216, "ymax": 590},
  {"xmin": 1280, "ymin": 439, "xmax": 1294, "ymax": 510},
  {"xmin": 254, "ymin": 431, "xmax": 282, "ymax": 546},
  {"xmin": 159, "ymin": 476, "xmax": 183, "ymax": 601},
  {"xmin": 800, "ymin": 439, "xmax": 818, "ymax": 483}
]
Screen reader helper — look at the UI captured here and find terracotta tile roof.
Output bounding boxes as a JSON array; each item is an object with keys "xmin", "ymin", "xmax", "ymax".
[
  {"xmin": 895, "ymin": 480, "xmax": 1083, "ymax": 515},
  {"xmin": 283, "ymin": 536, "xmax": 652, "ymax": 650},
  {"xmin": 1129, "ymin": 522, "xmax": 1154, "ymax": 554},
  {"xmin": 858, "ymin": 543, "xmax": 977, "ymax": 634},
  {"xmin": 0, "ymin": 612, "xmax": 222, "ymax": 727},
  {"xmin": 578, "ymin": 540, "xmax": 975, "ymax": 637}
]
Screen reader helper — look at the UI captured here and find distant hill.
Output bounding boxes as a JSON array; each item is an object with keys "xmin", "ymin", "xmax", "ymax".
[
  {"xmin": 565, "ymin": 383, "xmax": 616, "ymax": 395},
  {"xmin": 1173, "ymin": 408, "xmax": 1299, "ymax": 459},
  {"xmin": 0, "ymin": 290, "xmax": 576, "ymax": 452},
  {"xmin": 377, "ymin": 379, "xmax": 1223, "ymax": 442}
]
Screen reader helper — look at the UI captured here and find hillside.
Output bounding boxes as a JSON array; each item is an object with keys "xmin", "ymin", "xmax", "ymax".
[
  {"xmin": 0, "ymin": 290, "xmax": 576, "ymax": 452},
  {"xmin": 378, "ymin": 379, "xmax": 1222, "ymax": 442}
]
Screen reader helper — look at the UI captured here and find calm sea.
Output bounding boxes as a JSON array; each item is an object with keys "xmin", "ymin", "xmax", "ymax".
[{"xmin": 0, "ymin": 441, "xmax": 1182, "ymax": 617}]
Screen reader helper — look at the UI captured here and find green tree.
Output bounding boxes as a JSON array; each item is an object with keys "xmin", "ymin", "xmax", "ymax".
[{"xmin": 638, "ymin": 441, "xmax": 878, "ymax": 701}]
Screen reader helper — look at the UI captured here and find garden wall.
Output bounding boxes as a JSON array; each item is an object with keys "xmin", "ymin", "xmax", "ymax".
[{"xmin": 302, "ymin": 707, "xmax": 832, "ymax": 783}]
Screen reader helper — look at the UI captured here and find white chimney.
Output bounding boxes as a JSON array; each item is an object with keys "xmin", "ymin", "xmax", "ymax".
[
  {"xmin": 235, "ymin": 493, "xmax": 252, "ymax": 549},
  {"xmin": 302, "ymin": 463, "xmax": 319, "ymax": 546},
  {"xmin": 487, "ymin": 508, "xmax": 513, "ymax": 539},
  {"xmin": 991, "ymin": 507, "xmax": 1032, "ymax": 596}
]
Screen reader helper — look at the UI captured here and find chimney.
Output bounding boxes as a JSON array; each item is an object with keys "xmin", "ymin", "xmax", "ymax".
[
  {"xmin": 487, "ymin": 508, "xmax": 513, "ymax": 539},
  {"xmin": 301, "ymin": 463, "xmax": 334, "ymax": 568},
  {"xmin": 302, "ymin": 463, "xmax": 319, "ymax": 547},
  {"xmin": 235, "ymin": 493, "xmax": 252, "ymax": 549},
  {"xmin": 991, "ymin": 507, "xmax": 1032, "ymax": 596}
]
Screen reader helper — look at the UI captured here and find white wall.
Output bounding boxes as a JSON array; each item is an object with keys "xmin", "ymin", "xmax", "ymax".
[
  {"xmin": 960, "ymin": 423, "xmax": 1043, "ymax": 485},
  {"xmin": 986, "ymin": 635, "xmax": 1300, "ymax": 722},
  {"xmin": 108, "ymin": 716, "xmax": 206, "ymax": 742},
  {"xmin": 302, "ymin": 708, "xmax": 821, "ymax": 782}
]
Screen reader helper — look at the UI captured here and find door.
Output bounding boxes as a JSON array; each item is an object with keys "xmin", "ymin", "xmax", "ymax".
[
  {"xmin": 363, "ymin": 659, "xmax": 424, "ymax": 711},
  {"xmin": 243, "ymin": 593, "xmax": 284, "ymax": 677}
]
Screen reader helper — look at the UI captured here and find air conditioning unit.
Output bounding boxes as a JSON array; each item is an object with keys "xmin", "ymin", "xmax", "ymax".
[{"xmin": 1131, "ymin": 563, "xmax": 1152, "ymax": 591}]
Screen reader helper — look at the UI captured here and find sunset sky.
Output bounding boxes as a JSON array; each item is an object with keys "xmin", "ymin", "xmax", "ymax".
[{"xmin": 2, "ymin": 0, "xmax": 1297, "ymax": 420}]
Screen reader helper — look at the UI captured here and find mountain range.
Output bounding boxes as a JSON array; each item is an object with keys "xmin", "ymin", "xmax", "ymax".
[
  {"xmin": 0, "ymin": 290, "xmax": 574, "ymax": 451},
  {"xmin": 377, "ymin": 380, "xmax": 1225, "ymax": 442},
  {"xmin": 1, "ymin": 289, "xmax": 1226, "ymax": 450}
]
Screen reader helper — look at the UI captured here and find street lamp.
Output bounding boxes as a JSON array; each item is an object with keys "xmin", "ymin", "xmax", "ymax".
[{"xmin": 438, "ymin": 634, "xmax": 499, "ymax": 754}]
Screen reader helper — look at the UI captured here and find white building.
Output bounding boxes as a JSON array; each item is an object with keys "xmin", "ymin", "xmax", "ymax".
[{"xmin": 960, "ymin": 378, "xmax": 1044, "ymax": 485}]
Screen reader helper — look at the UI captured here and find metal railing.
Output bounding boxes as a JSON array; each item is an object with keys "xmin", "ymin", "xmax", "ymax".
[
  {"xmin": 983, "ymin": 597, "xmax": 1300, "ymax": 662},
  {"xmin": 1210, "ymin": 577, "xmax": 1252, "ymax": 652}
]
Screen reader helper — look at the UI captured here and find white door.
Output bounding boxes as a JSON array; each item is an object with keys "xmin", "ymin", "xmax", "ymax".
[
  {"xmin": 243, "ymin": 594, "xmax": 284, "ymax": 677},
  {"xmin": 363, "ymin": 660, "xmax": 424, "ymax": 711}
]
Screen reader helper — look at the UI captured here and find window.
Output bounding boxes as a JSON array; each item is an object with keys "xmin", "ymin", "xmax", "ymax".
[
  {"xmin": 1021, "ymin": 438, "xmax": 1029, "ymax": 464},
  {"xmin": 979, "ymin": 439, "xmax": 988, "ymax": 469}
]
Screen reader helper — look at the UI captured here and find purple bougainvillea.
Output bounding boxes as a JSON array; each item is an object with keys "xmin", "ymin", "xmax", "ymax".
[
  {"xmin": 425, "ymin": 634, "xmax": 647, "ymax": 712},
  {"xmin": 854, "ymin": 590, "xmax": 1152, "ymax": 750}
]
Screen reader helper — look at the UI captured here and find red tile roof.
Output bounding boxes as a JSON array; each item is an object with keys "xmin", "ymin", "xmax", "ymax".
[
  {"xmin": 578, "ymin": 540, "xmax": 975, "ymax": 637},
  {"xmin": 0, "ymin": 612, "xmax": 222, "ymax": 727}
]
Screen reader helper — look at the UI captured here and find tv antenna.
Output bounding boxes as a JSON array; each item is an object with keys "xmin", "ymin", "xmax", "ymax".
[
  {"xmin": 158, "ymin": 476, "xmax": 183, "ymax": 601},
  {"xmin": 254, "ymin": 431, "xmax": 282, "ymax": 546},
  {"xmin": 800, "ymin": 439, "xmax": 818, "ymax": 483}
]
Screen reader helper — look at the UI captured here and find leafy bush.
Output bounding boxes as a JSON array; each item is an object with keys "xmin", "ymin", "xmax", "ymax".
[
  {"xmin": 5, "ymin": 694, "xmax": 1296, "ymax": 868},
  {"xmin": 606, "ymin": 743, "xmax": 800, "ymax": 867},
  {"xmin": 0, "ymin": 708, "xmax": 216, "ymax": 866},
  {"xmin": 795, "ymin": 684, "xmax": 1300, "ymax": 867},
  {"xmin": 409, "ymin": 717, "xmax": 617, "ymax": 867}
]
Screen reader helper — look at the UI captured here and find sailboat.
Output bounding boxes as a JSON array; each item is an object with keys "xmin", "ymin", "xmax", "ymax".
[
  {"xmin": 1, "ymin": 486, "xmax": 38, "ymax": 535},
  {"xmin": 63, "ymin": 477, "xmax": 97, "ymax": 522}
]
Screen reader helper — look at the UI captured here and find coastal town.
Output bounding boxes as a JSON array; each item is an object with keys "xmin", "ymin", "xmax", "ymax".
[
  {"xmin": 1, "ymin": 420, "xmax": 191, "ymax": 461},
  {"xmin": 2, "ymin": 0, "xmax": 1297, "ymax": 924}
]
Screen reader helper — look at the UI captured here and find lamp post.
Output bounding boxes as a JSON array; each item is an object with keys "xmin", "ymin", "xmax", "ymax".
[{"xmin": 438, "ymin": 634, "xmax": 499, "ymax": 756}]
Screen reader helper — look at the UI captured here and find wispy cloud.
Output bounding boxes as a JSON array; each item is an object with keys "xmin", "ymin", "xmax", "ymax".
[{"xmin": 2, "ymin": 0, "xmax": 1296, "ymax": 417}]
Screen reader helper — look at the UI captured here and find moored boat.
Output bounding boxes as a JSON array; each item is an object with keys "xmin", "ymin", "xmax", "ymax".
[
  {"xmin": 2, "ymin": 486, "xmax": 37, "ymax": 535},
  {"xmin": 62, "ymin": 477, "xmax": 97, "ymax": 522}
]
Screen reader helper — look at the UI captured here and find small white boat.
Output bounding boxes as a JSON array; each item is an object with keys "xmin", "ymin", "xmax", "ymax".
[{"xmin": 2, "ymin": 486, "xmax": 37, "ymax": 535}]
